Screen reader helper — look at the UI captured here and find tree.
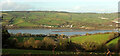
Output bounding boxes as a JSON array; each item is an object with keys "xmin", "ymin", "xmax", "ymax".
[
  {"xmin": 2, "ymin": 26, "xmax": 10, "ymax": 48},
  {"xmin": 56, "ymin": 38, "xmax": 69, "ymax": 50},
  {"xmin": 33, "ymin": 40, "xmax": 42, "ymax": 48},
  {"xmin": 24, "ymin": 41, "xmax": 30, "ymax": 48},
  {"xmin": 28, "ymin": 37, "xmax": 35, "ymax": 48},
  {"xmin": 42, "ymin": 37, "xmax": 55, "ymax": 49},
  {"xmin": 23, "ymin": 37, "xmax": 35, "ymax": 48}
]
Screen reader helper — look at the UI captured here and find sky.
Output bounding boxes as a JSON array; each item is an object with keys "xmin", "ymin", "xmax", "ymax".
[{"xmin": 0, "ymin": 0, "xmax": 120, "ymax": 13}]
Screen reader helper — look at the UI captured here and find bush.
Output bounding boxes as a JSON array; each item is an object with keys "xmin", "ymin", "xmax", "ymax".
[
  {"xmin": 16, "ymin": 42, "xmax": 23, "ymax": 48},
  {"xmin": 15, "ymin": 33, "xmax": 22, "ymax": 37},
  {"xmin": 23, "ymin": 41, "xmax": 31, "ymax": 48},
  {"xmin": 8, "ymin": 38, "xmax": 18, "ymax": 48},
  {"xmin": 85, "ymin": 33, "xmax": 91, "ymax": 36},
  {"xmin": 56, "ymin": 38, "xmax": 69, "ymax": 51},
  {"xmin": 33, "ymin": 40, "xmax": 42, "ymax": 48},
  {"xmin": 109, "ymin": 34, "xmax": 115, "ymax": 40},
  {"xmin": 80, "ymin": 41, "xmax": 99, "ymax": 51},
  {"xmin": 28, "ymin": 37, "xmax": 35, "ymax": 46},
  {"xmin": 42, "ymin": 37, "xmax": 55, "ymax": 49},
  {"xmin": 23, "ymin": 37, "xmax": 35, "ymax": 48},
  {"xmin": 109, "ymin": 33, "xmax": 119, "ymax": 40},
  {"xmin": 2, "ymin": 26, "xmax": 10, "ymax": 48}
]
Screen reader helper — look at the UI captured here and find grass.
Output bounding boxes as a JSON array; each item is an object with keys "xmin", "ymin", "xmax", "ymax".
[
  {"xmin": 2, "ymin": 49, "xmax": 56, "ymax": 54},
  {"xmin": 106, "ymin": 37, "xmax": 120, "ymax": 47},
  {"xmin": 2, "ymin": 49, "xmax": 75, "ymax": 54},
  {"xmin": 2, "ymin": 49, "xmax": 107, "ymax": 55},
  {"xmin": 70, "ymin": 34, "xmax": 112, "ymax": 45},
  {"xmin": 17, "ymin": 22, "xmax": 37, "ymax": 27},
  {"xmin": 2, "ymin": 11, "xmax": 117, "ymax": 29}
]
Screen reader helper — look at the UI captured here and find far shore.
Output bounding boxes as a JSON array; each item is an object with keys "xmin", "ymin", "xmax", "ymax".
[{"xmin": 6, "ymin": 27, "xmax": 115, "ymax": 31}]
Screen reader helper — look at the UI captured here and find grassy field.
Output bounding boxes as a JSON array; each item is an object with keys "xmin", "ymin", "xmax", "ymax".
[
  {"xmin": 2, "ymin": 49, "xmax": 78, "ymax": 54},
  {"xmin": 2, "ymin": 49, "xmax": 120, "ymax": 56},
  {"xmin": 2, "ymin": 11, "xmax": 117, "ymax": 29},
  {"xmin": 70, "ymin": 34, "xmax": 112, "ymax": 45},
  {"xmin": 2, "ymin": 49, "xmax": 106, "ymax": 55},
  {"xmin": 106, "ymin": 37, "xmax": 120, "ymax": 47},
  {"xmin": 2, "ymin": 49, "xmax": 60, "ymax": 54}
]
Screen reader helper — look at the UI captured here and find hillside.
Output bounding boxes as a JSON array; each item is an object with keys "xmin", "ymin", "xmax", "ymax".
[
  {"xmin": 70, "ymin": 33, "xmax": 120, "ymax": 51},
  {"xmin": 1, "ymin": 11, "xmax": 118, "ymax": 29},
  {"xmin": 106, "ymin": 37, "xmax": 120, "ymax": 47},
  {"xmin": 70, "ymin": 34, "xmax": 112, "ymax": 45}
]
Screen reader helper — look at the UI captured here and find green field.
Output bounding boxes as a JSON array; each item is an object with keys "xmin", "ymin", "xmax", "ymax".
[
  {"xmin": 2, "ymin": 49, "xmax": 105, "ymax": 54},
  {"xmin": 2, "ymin": 11, "xmax": 117, "ymax": 29},
  {"xmin": 70, "ymin": 34, "xmax": 112, "ymax": 45},
  {"xmin": 2, "ymin": 49, "xmax": 63, "ymax": 54},
  {"xmin": 106, "ymin": 37, "xmax": 120, "ymax": 47},
  {"xmin": 2, "ymin": 49, "xmax": 78, "ymax": 54},
  {"xmin": 2, "ymin": 49, "xmax": 120, "ymax": 56}
]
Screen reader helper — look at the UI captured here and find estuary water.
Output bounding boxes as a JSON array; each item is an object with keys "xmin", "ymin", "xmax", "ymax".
[{"xmin": 8, "ymin": 29, "xmax": 117, "ymax": 36}]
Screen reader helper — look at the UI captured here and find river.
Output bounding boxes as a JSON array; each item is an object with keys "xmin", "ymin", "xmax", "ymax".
[{"xmin": 8, "ymin": 29, "xmax": 117, "ymax": 36}]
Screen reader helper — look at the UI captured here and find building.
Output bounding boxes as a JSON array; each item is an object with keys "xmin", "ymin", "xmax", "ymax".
[{"xmin": 112, "ymin": 18, "xmax": 120, "ymax": 31}]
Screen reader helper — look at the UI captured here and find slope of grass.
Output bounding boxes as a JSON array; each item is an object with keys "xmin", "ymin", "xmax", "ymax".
[
  {"xmin": 70, "ymin": 34, "xmax": 112, "ymax": 45},
  {"xmin": 2, "ymin": 11, "xmax": 117, "ymax": 29},
  {"xmin": 106, "ymin": 37, "xmax": 120, "ymax": 47},
  {"xmin": 17, "ymin": 22, "xmax": 37, "ymax": 27},
  {"xmin": 13, "ymin": 18, "xmax": 24, "ymax": 25}
]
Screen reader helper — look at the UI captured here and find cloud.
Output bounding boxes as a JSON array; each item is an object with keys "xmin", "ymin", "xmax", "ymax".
[
  {"xmin": 0, "ymin": 0, "xmax": 34, "ymax": 11},
  {"xmin": 1, "ymin": 0, "xmax": 119, "ymax": 2},
  {"xmin": 0, "ymin": 0, "xmax": 119, "ymax": 13},
  {"xmin": 62, "ymin": 5, "xmax": 118, "ymax": 13}
]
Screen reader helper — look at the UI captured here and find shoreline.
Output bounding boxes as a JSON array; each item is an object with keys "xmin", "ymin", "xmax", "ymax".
[
  {"xmin": 8, "ymin": 28, "xmax": 116, "ymax": 32},
  {"xmin": 6, "ymin": 27, "xmax": 115, "ymax": 31}
]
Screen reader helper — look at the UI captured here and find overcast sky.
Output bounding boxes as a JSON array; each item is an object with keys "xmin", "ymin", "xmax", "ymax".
[{"xmin": 0, "ymin": 0, "xmax": 120, "ymax": 13}]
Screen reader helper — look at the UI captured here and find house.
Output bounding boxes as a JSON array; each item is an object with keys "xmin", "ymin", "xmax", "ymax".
[
  {"xmin": 112, "ymin": 18, "xmax": 120, "ymax": 30},
  {"xmin": 98, "ymin": 17, "xmax": 108, "ymax": 19}
]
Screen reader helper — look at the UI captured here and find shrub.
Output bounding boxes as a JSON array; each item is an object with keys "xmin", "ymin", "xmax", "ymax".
[
  {"xmin": 23, "ymin": 37, "xmax": 35, "ymax": 48},
  {"xmin": 23, "ymin": 38, "xmax": 29, "ymax": 42},
  {"xmin": 16, "ymin": 42, "xmax": 23, "ymax": 48},
  {"xmin": 33, "ymin": 40, "xmax": 42, "ymax": 48},
  {"xmin": 109, "ymin": 33, "xmax": 119, "ymax": 40},
  {"xmin": 15, "ymin": 33, "xmax": 22, "ymax": 37},
  {"xmin": 81, "ymin": 41, "xmax": 99, "ymax": 51},
  {"xmin": 23, "ymin": 41, "xmax": 30, "ymax": 48},
  {"xmin": 85, "ymin": 33, "xmax": 91, "ymax": 36},
  {"xmin": 2, "ymin": 26, "xmax": 10, "ymax": 48},
  {"xmin": 28, "ymin": 37, "xmax": 35, "ymax": 48},
  {"xmin": 109, "ymin": 34, "xmax": 115, "ymax": 40},
  {"xmin": 56, "ymin": 38, "xmax": 69, "ymax": 51},
  {"xmin": 7, "ymin": 38, "xmax": 18, "ymax": 48},
  {"xmin": 22, "ymin": 33, "xmax": 31, "ymax": 37},
  {"xmin": 42, "ymin": 37, "xmax": 55, "ymax": 49}
]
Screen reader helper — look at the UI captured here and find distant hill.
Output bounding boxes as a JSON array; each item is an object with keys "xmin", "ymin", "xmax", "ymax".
[{"xmin": 2, "ymin": 11, "xmax": 118, "ymax": 30}]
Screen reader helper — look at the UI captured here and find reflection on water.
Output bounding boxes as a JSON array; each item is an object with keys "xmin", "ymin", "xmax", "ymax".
[
  {"xmin": 8, "ymin": 29, "xmax": 117, "ymax": 36},
  {"xmin": 2, "ymin": 54, "xmax": 119, "ymax": 56}
]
